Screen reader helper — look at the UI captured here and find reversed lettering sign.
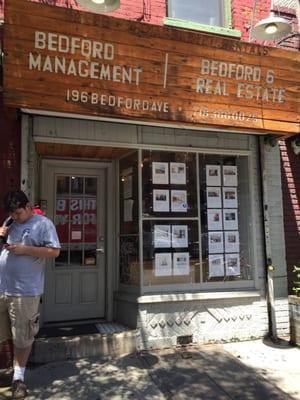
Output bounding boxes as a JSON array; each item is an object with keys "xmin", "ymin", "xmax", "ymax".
[
  {"xmin": 3, "ymin": 0, "xmax": 300, "ymax": 135},
  {"xmin": 55, "ymin": 197, "xmax": 97, "ymax": 243}
]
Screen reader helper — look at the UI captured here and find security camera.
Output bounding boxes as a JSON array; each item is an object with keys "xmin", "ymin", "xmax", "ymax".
[{"xmin": 291, "ymin": 137, "xmax": 300, "ymax": 155}]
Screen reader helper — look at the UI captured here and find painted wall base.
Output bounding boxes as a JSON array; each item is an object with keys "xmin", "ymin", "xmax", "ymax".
[{"xmin": 115, "ymin": 293, "xmax": 290, "ymax": 350}]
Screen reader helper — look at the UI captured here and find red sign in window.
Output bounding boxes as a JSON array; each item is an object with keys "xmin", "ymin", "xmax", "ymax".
[{"xmin": 55, "ymin": 197, "xmax": 97, "ymax": 243}]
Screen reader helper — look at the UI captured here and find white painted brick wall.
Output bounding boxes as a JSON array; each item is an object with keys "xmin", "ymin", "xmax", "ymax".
[
  {"xmin": 137, "ymin": 297, "xmax": 289, "ymax": 350},
  {"xmin": 137, "ymin": 297, "xmax": 272, "ymax": 350}
]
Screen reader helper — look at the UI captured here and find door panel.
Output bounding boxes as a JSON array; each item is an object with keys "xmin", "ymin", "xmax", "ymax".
[
  {"xmin": 55, "ymin": 273, "xmax": 72, "ymax": 304},
  {"xmin": 80, "ymin": 272, "xmax": 98, "ymax": 303},
  {"xmin": 42, "ymin": 162, "xmax": 106, "ymax": 323}
]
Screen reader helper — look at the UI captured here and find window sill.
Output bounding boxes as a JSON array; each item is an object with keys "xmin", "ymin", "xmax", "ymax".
[
  {"xmin": 137, "ymin": 290, "xmax": 261, "ymax": 304},
  {"xmin": 164, "ymin": 17, "xmax": 241, "ymax": 38}
]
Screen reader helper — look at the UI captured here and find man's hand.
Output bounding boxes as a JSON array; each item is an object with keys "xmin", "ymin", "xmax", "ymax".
[
  {"xmin": 0, "ymin": 226, "xmax": 9, "ymax": 237},
  {"xmin": 5, "ymin": 244, "xmax": 60, "ymax": 258},
  {"xmin": 4, "ymin": 243, "xmax": 24, "ymax": 255}
]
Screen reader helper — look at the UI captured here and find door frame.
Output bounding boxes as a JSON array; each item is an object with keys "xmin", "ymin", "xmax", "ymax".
[{"xmin": 40, "ymin": 158, "xmax": 116, "ymax": 324}]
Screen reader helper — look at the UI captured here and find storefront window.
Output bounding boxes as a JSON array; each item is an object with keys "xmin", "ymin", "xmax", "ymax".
[
  {"xmin": 119, "ymin": 152, "xmax": 140, "ymax": 286},
  {"xmin": 141, "ymin": 150, "xmax": 199, "ymax": 286},
  {"xmin": 119, "ymin": 149, "xmax": 254, "ymax": 290},
  {"xmin": 199, "ymin": 154, "xmax": 253, "ymax": 283}
]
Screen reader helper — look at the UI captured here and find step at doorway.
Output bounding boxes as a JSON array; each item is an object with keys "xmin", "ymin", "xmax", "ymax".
[{"xmin": 30, "ymin": 322, "xmax": 137, "ymax": 364}]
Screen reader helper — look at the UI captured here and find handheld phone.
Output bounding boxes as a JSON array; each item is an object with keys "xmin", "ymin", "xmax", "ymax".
[{"xmin": 0, "ymin": 217, "xmax": 14, "ymax": 244}]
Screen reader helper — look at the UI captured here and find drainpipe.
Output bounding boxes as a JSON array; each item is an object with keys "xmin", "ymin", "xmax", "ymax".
[{"xmin": 258, "ymin": 135, "xmax": 278, "ymax": 341}]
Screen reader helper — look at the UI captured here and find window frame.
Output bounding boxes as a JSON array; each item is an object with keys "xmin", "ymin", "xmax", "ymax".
[{"xmin": 164, "ymin": 0, "xmax": 241, "ymax": 38}]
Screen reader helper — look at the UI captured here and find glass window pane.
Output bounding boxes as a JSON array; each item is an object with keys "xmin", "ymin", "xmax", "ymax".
[
  {"xmin": 71, "ymin": 176, "xmax": 83, "ymax": 194},
  {"xmin": 56, "ymin": 176, "xmax": 69, "ymax": 195},
  {"xmin": 168, "ymin": 0, "xmax": 223, "ymax": 26},
  {"xmin": 55, "ymin": 177, "xmax": 70, "ymax": 266},
  {"xmin": 83, "ymin": 198, "xmax": 97, "ymax": 244},
  {"xmin": 119, "ymin": 152, "xmax": 139, "ymax": 235},
  {"xmin": 70, "ymin": 245, "xmax": 83, "ymax": 265},
  {"xmin": 83, "ymin": 178, "xmax": 97, "ymax": 245},
  {"xmin": 199, "ymin": 154, "xmax": 253, "ymax": 282},
  {"xmin": 119, "ymin": 152, "xmax": 140, "ymax": 286},
  {"xmin": 143, "ymin": 220, "xmax": 199, "ymax": 286},
  {"xmin": 55, "ymin": 175, "xmax": 98, "ymax": 268},
  {"xmin": 55, "ymin": 249, "xmax": 68, "ymax": 266},
  {"xmin": 142, "ymin": 150, "xmax": 197, "ymax": 218},
  {"xmin": 55, "ymin": 202, "xmax": 69, "ymax": 250},
  {"xmin": 69, "ymin": 197, "xmax": 83, "ymax": 247},
  {"xmin": 83, "ymin": 249, "xmax": 97, "ymax": 266},
  {"xmin": 85, "ymin": 177, "xmax": 97, "ymax": 195},
  {"xmin": 120, "ymin": 235, "xmax": 140, "ymax": 285}
]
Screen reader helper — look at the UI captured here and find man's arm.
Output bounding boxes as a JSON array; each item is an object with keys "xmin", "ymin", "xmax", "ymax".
[{"xmin": 5, "ymin": 244, "xmax": 60, "ymax": 258}]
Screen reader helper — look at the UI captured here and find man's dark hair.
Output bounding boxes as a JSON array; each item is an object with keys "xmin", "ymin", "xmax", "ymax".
[{"xmin": 4, "ymin": 190, "xmax": 29, "ymax": 213}]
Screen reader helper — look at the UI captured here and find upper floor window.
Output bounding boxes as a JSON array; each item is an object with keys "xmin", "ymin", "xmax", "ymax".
[
  {"xmin": 165, "ymin": 0, "xmax": 240, "ymax": 38},
  {"xmin": 167, "ymin": 0, "xmax": 225, "ymax": 27}
]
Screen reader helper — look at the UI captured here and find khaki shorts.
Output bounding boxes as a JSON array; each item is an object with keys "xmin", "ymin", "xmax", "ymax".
[{"xmin": 0, "ymin": 293, "xmax": 40, "ymax": 349}]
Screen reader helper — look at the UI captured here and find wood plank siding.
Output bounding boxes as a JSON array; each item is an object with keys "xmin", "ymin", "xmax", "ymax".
[{"xmin": 3, "ymin": 0, "xmax": 300, "ymax": 136}]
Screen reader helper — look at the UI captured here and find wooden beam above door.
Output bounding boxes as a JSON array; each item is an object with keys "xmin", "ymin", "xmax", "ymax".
[{"xmin": 35, "ymin": 142, "xmax": 131, "ymax": 160}]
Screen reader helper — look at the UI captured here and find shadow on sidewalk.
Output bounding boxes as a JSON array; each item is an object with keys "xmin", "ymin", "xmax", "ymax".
[
  {"xmin": 137, "ymin": 346, "xmax": 297, "ymax": 400},
  {"xmin": 262, "ymin": 336, "xmax": 292, "ymax": 349},
  {"xmin": 1, "ymin": 344, "xmax": 297, "ymax": 400}
]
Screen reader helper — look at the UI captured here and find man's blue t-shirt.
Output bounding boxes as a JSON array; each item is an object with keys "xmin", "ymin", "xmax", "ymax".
[{"xmin": 0, "ymin": 214, "xmax": 61, "ymax": 296}]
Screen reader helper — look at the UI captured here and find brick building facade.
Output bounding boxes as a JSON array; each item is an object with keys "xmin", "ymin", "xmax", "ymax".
[
  {"xmin": 1, "ymin": 0, "xmax": 299, "ymax": 290},
  {"xmin": 280, "ymin": 140, "xmax": 300, "ymax": 293},
  {"xmin": 0, "ymin": 0, "xmax": 299, "ymax": 360}
]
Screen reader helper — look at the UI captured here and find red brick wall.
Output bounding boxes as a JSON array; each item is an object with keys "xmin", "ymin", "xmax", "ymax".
[
  {"xmin": 231, "ymin": 0, "xmax": 271, "ymax": 41},
  {"xmin": 0, "ymin": 0, "xmax": 166, "ymax": 25},
  {"xmin": 232, "ymin": 0, "xmax": 299, "ymax": 51},
  {"xmin": 0, "ymin": 27, "xmax": 21, "ymax": 222},
  {"xmin": 2, "ymin": 1, "xmax": 298, "ymax": 39},
  {"xmin": 0, "ymin": 99, "xmax": 20, "ymax": 220},
  {"xmin": 109, "ymin": 0, "xmax": 165, "ymax": 24},
  {"xmin": 0, "ymin": 98, "xmax": 21, "ymax": 222},
  {"xmin": 275, "ymin": 7, "xmax": 300, "ymax": 51},
  {"xmin": 279, "ymin": 140, "xmax": 300, "ymax": 294}
]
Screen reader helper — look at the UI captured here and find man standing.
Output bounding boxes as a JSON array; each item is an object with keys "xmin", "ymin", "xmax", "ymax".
[{"xmin": 0, "ymin": 190, "xmax": 60, "ymax": 399}]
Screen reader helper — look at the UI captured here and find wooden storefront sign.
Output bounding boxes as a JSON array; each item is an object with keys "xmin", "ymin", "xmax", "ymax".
[{"xmin": 3, "ymin": 0, "xmax": 300, "ymax": 135}]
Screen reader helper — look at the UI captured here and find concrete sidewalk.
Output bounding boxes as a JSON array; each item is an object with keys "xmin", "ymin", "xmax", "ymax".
[{"xmin": 0, "ymin": 338, "xmax": 299, "ymax": 399}]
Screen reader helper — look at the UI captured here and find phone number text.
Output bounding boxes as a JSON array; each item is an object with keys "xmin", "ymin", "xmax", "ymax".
[{"xmin": 198, "ymin": 108, "xmax": 258, "ymax": 122}]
